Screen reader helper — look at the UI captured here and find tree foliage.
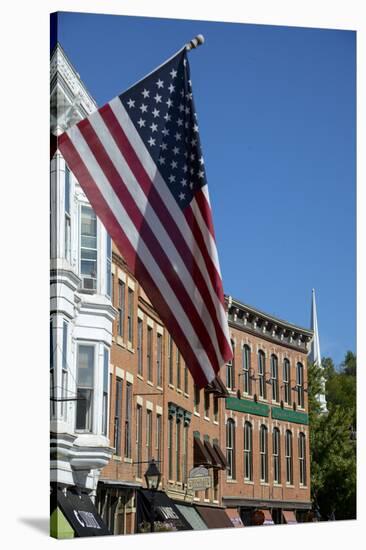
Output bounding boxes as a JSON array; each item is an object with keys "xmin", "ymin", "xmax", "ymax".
[{"xmin": 308, "ymin": 351, "xmax": 356, "ymax": 520}]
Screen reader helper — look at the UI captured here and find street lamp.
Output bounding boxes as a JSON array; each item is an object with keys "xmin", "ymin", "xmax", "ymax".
[{"xmin": 144, "ymin": 458, "xmax": 161, "ymax": 533}]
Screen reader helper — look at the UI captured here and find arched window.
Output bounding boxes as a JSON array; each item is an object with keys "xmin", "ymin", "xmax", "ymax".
[
  {"xmin": 244, "ymin": 422, "xmax": 253, "ymax": 481},
  {"xmin": 226, "ymin": 340, "xmax": 235, "ymax": 390},
  {"xmin": 283, "ymin": 358, "xmax": 291, "ymax": 404},
  {"xmin": 271, "ymin": 354, "xmax": 279, "ymax": 402},
  {"xmin": 242, "ymin": 345, "xmax": 251, "ymax": 394},
  {"xmin": 285, "ymin": 430, "xmax": 293, "ymax": 484},
  {"xmin": 296, "ymin": 363, "xmax": 304, "ymax": 408},
  {"xmin": 260, "ymin": 425, "xmax": 268, "ymax": 482},
  {"xmin": 273, "ymin": 428, "xmax": 281, "ymax": 483},
  {"xmin": 226, "ymin": 419, "xmax": 236, "ymax": 479},
  {"xmin": 299, "ymin": 432, "xmax": 307, "ymax": 486},
  {"xmin": 258, "ymin": 350, "xmax": 266, "ymax": 399}
]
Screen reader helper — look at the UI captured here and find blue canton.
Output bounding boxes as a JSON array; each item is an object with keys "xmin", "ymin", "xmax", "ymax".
[{"xmin": 119, "ymin": 50, "xmax": 207, "ymax": 209}]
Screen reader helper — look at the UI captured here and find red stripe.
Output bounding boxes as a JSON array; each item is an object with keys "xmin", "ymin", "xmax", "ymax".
[
  {"xmin": 194, "ymin": 187, "xmax": 216, "ymax": 240},
  {"xmin": 100, "ymin": 103, "xmax": 231, "ymax": 361},
  {"xmin": 77, "ymin": 117, "xmax": 221, "ymax": 374},
  {"xmin": 184, "ymin": 204, "xmax": 226, "ymax": 312},
  {"xmin": 58, "ymin": 132, "xmax": 210, "ymax": 388}
]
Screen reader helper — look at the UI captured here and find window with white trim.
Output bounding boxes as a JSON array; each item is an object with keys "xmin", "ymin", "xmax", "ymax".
[
  {"xmin": 285, "ymin": 430, "xmax": 293, "ymax": 484},
  {"xmin": 136, "ymin": 404, "xmax": 142, "ymax": 478},
  {"xmin": 146, "ymin": 409, "xmax": 153, "ymax": 461},
  {"xmin": 176, "ymin": 348, "xmax": 181, "ymax": 389},
  {"xmin": 194, "ymin": 384, "xmax": 200, "ymax": 413},
  {"xmin": 114, "ymin": 378, "xmax": 123, "ymax": 455},
  {"xmin": 283, "ymin": 358, "xmax": 291, "ymax": 405},
  {"xmin": 50, "ymin": 319, "xmax": 55, "ymax": 418},
  {"xmin": 299, "ymin": 432, "xmax": 307, "ymax": 485},
  {"xmin": 273, "ymin": 427, "xmax": 281, "ymax": 483},
  {"xmin": 124, "ymin": 382, "xmax": 132, "ymax": 458},
  {"xmin": 271, "ymin": 354, "xmax": 279, "ymax": 402},
  {"xmin": 106, "ymin": 234, "xmax": 112, "ymax": 298},
  {"xmin": 168, "ymin": 416, "xmax": 174, "ymax": 479},
  {"xmin": 117, "ymin": 281, "xmax": 125, "ymax": 337},
  {"xmin": 76, "ymin": 344, "xmax": 95, "ymax": 432},
  {"xmin": 258, "ymin": 350, "xmax": 266, "ymax": 399},
  {"xmin": 226, "ymin": 419, "xmax": 236, "ymax": 479},
  {"xmin": 244, "ymin": 421, "xmax": 253, "ymax": 481},
  {"xmin": 147, "ymin": 326, "xmax": 153, "ymax": 383},
  {"xmin": 102, "ymin": 348, "xmax": 109, "ymax": 436},
  {"xmin": 80, "ymin": 205, "xmax": 97, "ymax": 291},
  {"xmin": 296, "ymin": 362, "xmax": 305, "ymax": 408},
  {"xmin": 242, "ymin": 345, "xmax": 251, "ymax": 394},
  {"xmin": 137, "ymin": 318, "xmax": 143, "ymax": 376},
  {"xmin": 168, "ymin": 334, "xmax": 173, "ymax": 385},
  {"xmin": 157, "ymin": 333, "xmax": 163, "ymax": 387},
  {"xmin": 260, "ymin": 424, "xmax": 268, "ymax": 482},
  {"xmin": 127, "ymin": 288, "xmax": 134, "ymax": 344},
  {"xmin": 226, "ymin": 340, "xmax": 235, "ymax": 390},
  {"xmin": 61, "ymin": 320, "xmax": 68, "ymax": 419},
  {"xmin": 64, "ymin": 165, "xmax": 71, "ymax": 262},
  {"xmin": 156, "ymin": 414, "xmax": 162, "ymax": 465},
  {"xmin": 176, "ymin": 420, "xmax": 181, "ymax": 482}
]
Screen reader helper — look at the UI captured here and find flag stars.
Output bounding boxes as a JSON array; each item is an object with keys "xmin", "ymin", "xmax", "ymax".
[
  {"xmin": 127, "ymin": 98, "xmax": 135, "ymax": 108},
  {"xmin": 168, "ymin": 83, "xmax": 175, "ymax": 94},
  {"xmin": 166, "ymin": 98, "xmax": 173, "ymax": 109},
  {"xmin": 191, "ymin": 138, "xmax": 197, "ymax": 147},
  {"xmin": 158, "ymin": 157, "xmax": 165, "ymax": 165},
  {"xmin": 182, "ymin": 164, "xmax": 188, "ymax": 173},
  {"xmin": 170, "ymin": 68, "xmax": 178, "ymax": 79},
  {"xmin": 137, "ymin": 118, "xmax": 146, "ymax": 128},
  {"xmin": 199, "ymin": 156, "xmax": 204, "ymax": 165},
  {"xmin": 150, "ymin": 123, "xmax": 158, "ymax": 133},
  {"xmin": 156, "ymin": 79, "xmax": 164, "ymax": 89},
  {"xmin": 175, "ymin": 132, "xmax": 182, "ymax": 141},
  {"xmin": 162, "ymin": 128, "xmax": 170, "ymax": 136},
  {"xmin": 171, "ymin": 160, "xmax": 178, "ymax": 169},
  {"xmin": 179, "ymin": 104, "xmax": 185, "ymax": 112},
  {"xmin": 190, "ymin": 153, "xmax": 196, "ymax": 161},
  {"xmin": 185, "ymin": 106, "xmax": 190, "ymax": 115},
  {"xmin": 154, "ymin": 93, "xmax": 162, "ymax": 103},
  {"xmin": 148, "ymin": 137, "xmax": 156, "ymax": 147},
  {"xmin": 193, "ymin": 123, "xmax": 199, "ymax": 133},
  {"xmin": 164, "ymin": 113, "xmax": 171, "ymax": 122},
  {"xmin": 179, "ymin": 192, "xmax": 186, "ymax": 201},
  {"xmin": 142, "ymin": 88, "xmax": 150, "ymax": 98},
  {"xmin": 198, "ymin": 170, "xmax": 205, "ymax": 179},
  {"xmin": 161, "ymin": 142, "xmax": 167, "ymax": 151},
  {"xmin": 169, "ymin": 174, "xmax": 176, "ymax": 183},
  {"xmin": 181, "ymin": 178, "xmax": 187, "ymax": 187},
  {"xmin": 189, "ymin": 182, "xmax": 194, "ymax": 190},
  {"xmin": 152, "ymin": 108, "xmax": 160, "ymax": 118},
  {"xmin": 173, "ymin": 146, "xmax": 180, "ymax": 155},
  {"xmin": 177, "ymin": 118, "xmax": 183, "ymax": 127},
  {"xmin": 140, "ymin": 103, "xmax": 148, "ymax": 113}
]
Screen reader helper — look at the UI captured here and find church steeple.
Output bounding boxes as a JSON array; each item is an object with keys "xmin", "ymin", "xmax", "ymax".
[{"xmin": 310, "ymin": 289, "xmax": 327, "ymax": 413}]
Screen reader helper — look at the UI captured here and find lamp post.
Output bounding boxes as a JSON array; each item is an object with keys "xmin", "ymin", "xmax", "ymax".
[{"xmin": 144, "ymin": 458, "xmax": 161, "ymax": 533}]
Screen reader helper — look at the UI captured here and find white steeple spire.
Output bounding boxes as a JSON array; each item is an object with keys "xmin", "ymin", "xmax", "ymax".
[{"xmin": 310, "ymin": 289, "xmax": 327, "ymax": 413}]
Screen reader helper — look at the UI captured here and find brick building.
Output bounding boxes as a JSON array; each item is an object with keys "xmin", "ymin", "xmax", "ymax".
[{"xmin": 95, "ymin": 246, "xmax": 313, "ymax": 534}]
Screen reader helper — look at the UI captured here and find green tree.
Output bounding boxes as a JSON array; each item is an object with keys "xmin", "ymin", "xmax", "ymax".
[{"xmin": 308, "ymin": 353, "xmax": 356, "ymax": 520}]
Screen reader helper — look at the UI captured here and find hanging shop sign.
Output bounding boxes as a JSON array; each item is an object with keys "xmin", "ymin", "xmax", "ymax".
[{"xmin": 187, "ymin": 466, "xmax": 211, "ymax": 491}]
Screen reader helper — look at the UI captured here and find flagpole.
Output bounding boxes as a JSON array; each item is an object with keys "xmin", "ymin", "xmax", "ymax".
[{"xmin": 186, "ymin": 34, "xmax": 205, "ymax": 51}]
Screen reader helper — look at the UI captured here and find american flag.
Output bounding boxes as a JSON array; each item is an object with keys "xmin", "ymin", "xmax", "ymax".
[{"xmin": 58, "ymin": 48, "xmax": 232, "ymax": 388}]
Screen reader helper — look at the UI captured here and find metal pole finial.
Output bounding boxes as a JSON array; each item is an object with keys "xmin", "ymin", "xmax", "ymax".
[{"xmin": 186, "ymin": 34, "xmax": 205, "ymax": 51}]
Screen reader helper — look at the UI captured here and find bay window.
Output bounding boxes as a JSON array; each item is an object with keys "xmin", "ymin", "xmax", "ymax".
[
  {"xmin": 76, "ymin": 344, "xmax": 94, "ymax": 432},
  {"xmin": 80, "ymin": 205, "xmax": 97, "ymax": 291}
]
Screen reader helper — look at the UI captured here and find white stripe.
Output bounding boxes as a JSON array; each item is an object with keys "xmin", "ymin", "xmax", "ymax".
[
  {"xmin": 66, "ymin": 124, "xmax": 215, "ymax": 382},
  {"xmin": 109, "ymin": 98, "xmax": 230, "ymax": 348},
  {"xmin": 89, "ymin": 111, "xmax": 225, "ymax": 365},
  {"xmin": 190, "ymin": 192, "xmax": 222, "ymax": 279}
]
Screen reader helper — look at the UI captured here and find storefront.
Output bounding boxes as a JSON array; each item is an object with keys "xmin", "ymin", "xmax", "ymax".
[
  {"xmin": 195, "ymin": 504, "xmax": 233, "ymax": 529},
  {"xmin": 50, "ymin": 484, "xmax": 111, "ymax": 538},
  {"xmin": 96, "ymin": 480, "xmax": 140, "ymax": 535},
  {"xmin": 136, "ymin": 489, "xmax": 192, "ymax": 533}
]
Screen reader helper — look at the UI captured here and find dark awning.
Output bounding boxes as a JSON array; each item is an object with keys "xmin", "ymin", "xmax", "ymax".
[
  {"xmin": 194, "ymin": 434, "xmax": 213, "ymax": 467},
  {"xmin": 136, "ymin": 489, "xmax": 192, "ymax": 532},
  {"xmin": 176, "ymin": 504, "xmax": 208, "ymax": 530},
  {"xmin": 54, "ymin": 487, "xmax": 111, "ymax": 537},
  {"xmin": 204, "ymin": 440, "xmax": 223, "ymax": 469},
  {"xmin": 213, "ymin": 442, "xmax": 228, "ymax": 470},
  {"xmin": 195, "ymin": 505, "xmax": 233, "ymax": 529}
]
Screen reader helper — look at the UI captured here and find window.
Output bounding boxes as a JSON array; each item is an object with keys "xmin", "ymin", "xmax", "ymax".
[
  {"xmin": 273, "ymin": 428, "xmax": 281, "ymax": 483},
  {"xmin": 147, "ymin": 326, "xmax": 153, "ymax": 382},
  {"xmin": 168, "ymin": 334, "xmax": 173, "ymax": 385},
  {"xmin": 213, "ymin": 396, "xmax": 219, "ymax": 422},
  {"xmin": 184, "ymin": 364, "xmax": 188, "ymax": 394},
  {"xmin": 80, "ymin": 205, "xmax": 97, "ymax": 291},
  {"xmin": 76, "ymin": 345, "xmax": 94, "ymax": 432},
  {"xmin": 137, "ymin": 318, "xmax": 143, "ymax": 376},
  {"xmin": 114, "ymin": 378, "xmax": 123, "ymax": 455},
  {"xmin": 194, "ymin": 384, "xmax": 200, "ymax": 413},
  {"xmin": 226, "ymin": 340, "xmax": 235, "ymax": 390},
  {"xmin": 176, "ymin": 421, "xmax": 181, "ymax": 481},
  {"xmin": 106, "ymin": 234, "xmax": 112, "ymax": 298},
  {"xmin": 136, "ymin": 404, "xmax": 142, "ymax": 478},
  {"xmin": 283, "ymin": 359, "xmax": 291, "ymax": 404},
  {"xmin": 124, "ymin": 382, "xmax": 132, "ymax": 458},
  {"xmin": 156, "ymin": 414, "xmax": 162, "ymax": 465},
  {"xmin": 242, "ymin": 345, "xmax": 251, "ymax": 394},
  {"xmin": 157, "ymin": 333, "xmax": 163, "ymax": 387},
  {"xmin": 299, "ymin": 433, "xmax": 307, "ymax": 486},
  {"xmin": 296, "ymin": 363, "xmax": 305, "ymax": 408},
  {"xmin": 260, "ymin": 425, "xmax": 268, "ymax": 482},
  {"xmin": 50, "ymin": 319, "xmax": 55, "ymax": 418},
  {"xmin": 61, "ymin": 320, "xmax": 68, "ymax": 418},
  {"xmin": 244, "ymin": 422, "xmax": 253, "ymax": 481},
  {"xmin": 183, "ymin": 424, "xmax": 188, "ymax": 484},
  {"xmin": 285, "ymin": 430, "xmax": 293, "ymax": 484},
  {"xmin": 176, "ymin": 348, "xmax": 181, "ymax": 389},
  {"xmin": 168, "ymin": 417, "xmax": 174, "ymax": 480},
  {"xmin": 127, "ymin": 288, "xmax": 134, "ymax": 344},
  {"xmin": 64, "ymin": 165, "xmax": 71, "ymax": 262},
  {"xmin": 258, "ymin": 350, "xmax": 266, "ymax": 399},
  {"xmin": 102, "ymin": 348, "xmax": 109, "ymax": 435},
  {"xmin": 213, "ymin": 468, "xmax": 219, "ymax": 501},
  {"xmin": 271, "ymin": 355, "xmax": 279, "ymax": 402},
  {"xmin": 226, "ymin": 419, "xmax": 236, "ymax": 479},
  {"xmin": 146, "ymin": 410, "xmax": 153, "ymax": 461},
  {"xmin": 204, "ymin": 390, "xmax": 210, "ymax": 418},
  {"xmin": 117, "ymin": 281, "xmax": 125, "ymax": 337}
]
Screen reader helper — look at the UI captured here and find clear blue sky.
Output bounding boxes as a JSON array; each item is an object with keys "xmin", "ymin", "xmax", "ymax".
[{"xmin": 55, "ymin": 12, "xmax": 356, "ymax": 366}]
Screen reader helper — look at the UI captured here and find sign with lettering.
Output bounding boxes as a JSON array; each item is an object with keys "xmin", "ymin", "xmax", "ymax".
[{"xmin": 187, "ymin": 466, "xmax": 211, "ymax": 491}]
